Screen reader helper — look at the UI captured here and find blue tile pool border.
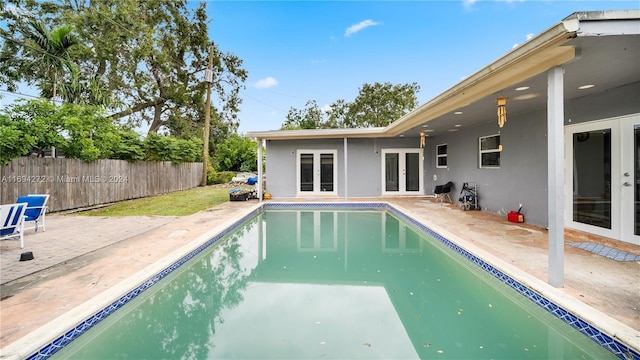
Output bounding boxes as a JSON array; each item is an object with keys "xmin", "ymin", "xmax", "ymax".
[
  {"xmin": 25, "ymin": 206, "xmax": 263, "ymax": 360},
  {"xmin": 383, "ymin": 203, "xmax": 639, "ymax": 360},
  {"xmin": 26, "ymin": 202, "xmax": 639, "ymax": 360}
]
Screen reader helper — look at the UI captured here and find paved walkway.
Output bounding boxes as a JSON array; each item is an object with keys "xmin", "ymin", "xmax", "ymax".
[
  {"xmin": 0, "ymin": 198, "xmax": 639, "ymax": 358},
  {"xmin": 0, "ymin": 215, "xmax": 178, "ymax": 285}
]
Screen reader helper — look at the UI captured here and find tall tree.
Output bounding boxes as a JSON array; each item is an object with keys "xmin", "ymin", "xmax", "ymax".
[
  {"xmin": 281, "ymin": 100, "xmax": 325, "ymax": 130},
  {"xmin": 60, "ymin": 0, "xmax": 247, "ymax": 136},
  {"xmin": 0, "ymin": 0, "xmax": 112, "ymax": 105},
  {"xmin": 0, "ymin": 0, "xmax": 34, "ymax": 93},
  {"xmin": 347, "ymin": 82, "xmax": 420, "ymax": 127},
  {"xmin": 1, "ymin": 0, "xmax": 247, "ymax": 137},
  {"xmin": 324, "ymin": 99, "xmax": 350, "ymax": 128},
  {"xmin": 21, "ymin": 21, "xmax": 78, "ymax": 99},
  {"xmin": 19, "ymin": 20, "xmax": 78, "ymax": 100},
  {"xmin": 280, "ymin": 82, "xmax": 420, "ymax": 130}
]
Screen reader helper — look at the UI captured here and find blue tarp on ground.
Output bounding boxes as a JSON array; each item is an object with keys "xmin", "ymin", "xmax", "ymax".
[{"xmin": 246, "ymin": 176, "xmax": 258, "ymax": 185}]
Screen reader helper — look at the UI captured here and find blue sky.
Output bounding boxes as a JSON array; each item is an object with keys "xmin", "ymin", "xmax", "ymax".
[
  {"xmin": 207, "ymin": 0, "xmax": 637, "ymax": 134},
  {"xmin": 1, "ymin": 1, "xmax": 636, "ymax": 134}
]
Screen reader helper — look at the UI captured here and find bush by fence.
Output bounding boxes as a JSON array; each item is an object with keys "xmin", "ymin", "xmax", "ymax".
[{"xmin": 0, "ymin": 157, "xmax": 203, "ymax": 212}]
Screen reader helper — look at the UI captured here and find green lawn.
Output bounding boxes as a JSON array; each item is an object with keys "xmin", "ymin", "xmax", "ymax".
[{"xmin": 84, "ymin": 185, "xmax": 251, "ymax": 216}]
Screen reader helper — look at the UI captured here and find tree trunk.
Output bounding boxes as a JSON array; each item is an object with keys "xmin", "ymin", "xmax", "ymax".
[
  {"xmin": 52, "ymin": 72, "xmax": 57, "ymax": 101},
  {"xmin": 148, "ymin": 102, "xmax": 165, "ymax": 134},
  {"xmin": 108, "ymin": 98, "xmax": 164, "ymax": 120}
]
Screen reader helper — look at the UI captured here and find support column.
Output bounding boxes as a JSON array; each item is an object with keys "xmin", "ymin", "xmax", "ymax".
[
  {"xmin": 257, "ymin": 139, "xmax": 263, "ymax": 202},
  {"xmin": 344, "ymin": 137, "xmax": 348, "ymax": 201},
  {"xmin": 547, "ymin": 66, "xmax": 565, "ymax": 287}
]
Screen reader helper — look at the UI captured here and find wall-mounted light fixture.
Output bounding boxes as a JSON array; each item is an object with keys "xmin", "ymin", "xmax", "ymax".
[
  {"xmin": 420, "ymin": 130, "xmax": 426, "ymax": 148},
  {"xmin": 496, "ymin": 97, "xmax": 508, "ymax": 128}
]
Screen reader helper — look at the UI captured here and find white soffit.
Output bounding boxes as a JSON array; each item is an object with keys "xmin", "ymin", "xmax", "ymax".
[{"xmin": 385, "ymin": 22, "xmax": 576, "ymax": 136}]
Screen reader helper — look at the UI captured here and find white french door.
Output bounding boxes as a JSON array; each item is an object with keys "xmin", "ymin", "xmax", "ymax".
[
  {"xmin": 381, "ymin": 149, "xmax": 423, "ymax": 196},
  {"xmin": 565, "ymin": 114, "xmax": 640, "ymax": 244},
  {"xmin": 296, "ymin": 150, "xmax": 338, "ymax": 196}
]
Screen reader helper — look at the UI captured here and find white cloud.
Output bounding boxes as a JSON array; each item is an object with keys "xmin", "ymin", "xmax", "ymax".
[
  {"xmin": 320, "ymin": 104, "xmax": 332, "ymax": 114},
  {"xmin": 254, "ymin": 77, "xmax": 278, "ymax": 89},
  {"xmin": 344, "ymin": 19, "xmax": 381, "ymax": 37},
  {"xmin": 512, "ymin": 33, "xmax": 536, "ymax": 49},
  {"xmin": 463, "ymin": 0, "xmax": 477, "ymax": 9}
]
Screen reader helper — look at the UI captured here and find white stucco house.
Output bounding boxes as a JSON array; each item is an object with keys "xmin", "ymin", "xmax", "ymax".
[{"xmin": 247, "ymin": 10, "xmax": 640, "ymax": 254}]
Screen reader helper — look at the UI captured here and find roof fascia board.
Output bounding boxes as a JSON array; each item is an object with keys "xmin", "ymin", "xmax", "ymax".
[
  {"xmin": 568, "ymin": 10, "xmax": 640, "ymax": 22},
  {"xmin": 577, "ymin": 19, "xmax": 640, "ymax": 37},
  {"xmin": 385, "ymin": 21, "xmax": 576, "ymax": 136},
  {"xmin": 247, "ymin": 127, "xmax": 387, "ymax": 140},
  {"xmin": 568, "ymin": 10, "xmax": 640, "ymax": 36},
  {"xmin": 387, "ymin": 46, "xmax": 576, "ymax": 136}
]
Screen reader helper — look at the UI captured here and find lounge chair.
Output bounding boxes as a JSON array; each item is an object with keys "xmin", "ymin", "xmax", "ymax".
[
  {"xmin": 434, "ymin": 181, "xmax": 453, "ymax": 203},
  {"xmin": 16, "ymin": 194, "xmax": 49, "ymax": 232},
  {"xmin": 0, "ymin": 202, "xmax": 28, "ymax": 248}
]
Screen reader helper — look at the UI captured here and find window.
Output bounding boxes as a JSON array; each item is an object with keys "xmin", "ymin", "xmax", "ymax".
[
  {"xmin": 436, "ymin": 144, "xmax": 448, "ymax": 168},
  {"xmin": 479, "ymin": 134, "xmax": 500, "ymax": 168}
]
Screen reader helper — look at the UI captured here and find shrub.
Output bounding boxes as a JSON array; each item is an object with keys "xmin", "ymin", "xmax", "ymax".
[
  {"xmin": 213, "ymin": 133, "xmax": 257, "ymax": 172},
  {"xmin": 0, "ymin": 115, "xmax": 36, "ymax": 166},
  {"xmin": 0, "ymin": 99, "xmax": 65, "ymax": 165},
  {"xmin": 114, "ymin": 130, "xmax": 144, "ymax": 161},
  {"xmin": 0, "ymin": 99, "xmax": 207, "ymax": 165},
  {"xmin": 143, "ymin": 133, "xmax": 202, "ymax": 163},
  {"xmin": 207, "ymin": 170, "xmax": 235, "ymax": 185}
]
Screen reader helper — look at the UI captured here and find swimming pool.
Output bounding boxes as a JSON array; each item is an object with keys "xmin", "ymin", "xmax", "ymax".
[{"xmin": 26, "ymin": 204, "xmax": 638, "ymax": 359}]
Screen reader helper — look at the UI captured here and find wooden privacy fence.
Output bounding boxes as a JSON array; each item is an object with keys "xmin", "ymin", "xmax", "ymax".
[{"xmin": 0, "ymin": 157, "xmax": 203, "ymax": 212}]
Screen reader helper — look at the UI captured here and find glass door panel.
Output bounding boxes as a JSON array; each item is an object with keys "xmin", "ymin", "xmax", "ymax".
[
  {"xmin": 320, "ymin": 154, "xmax": 334, "ymax": 192},
  {"xmin": 385, "ymin": 153, "xmax": 399, "ymax": 192},
  {"xmin": 572, "ymin": 129, "xmax": 612, "ymax": 229},
  {"xmin": 405, "ymin": 152, "xmax": 420, "ymax": 192},
  {"xmin": 299, "ymin": 153, "xmax": 314, "ymax": 192}
]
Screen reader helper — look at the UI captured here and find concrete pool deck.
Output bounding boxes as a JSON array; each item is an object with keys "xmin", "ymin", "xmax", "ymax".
[{"xmin": 0, "ymin": 197, "xmax": 639, "ymax": 358}]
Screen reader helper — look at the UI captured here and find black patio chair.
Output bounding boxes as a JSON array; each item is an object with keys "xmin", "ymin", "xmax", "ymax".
[{"xmin": 434, "ymin": 181, "xmax": 453, "ymax": 203}]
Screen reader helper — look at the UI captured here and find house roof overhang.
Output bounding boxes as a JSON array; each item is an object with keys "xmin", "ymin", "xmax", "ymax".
[
  {"xmin": 247, "ymin": 10, "xmax": 640, "ymax": 141},
  {"xmin": 246, "ymin": 126, "xmax": 388, "ymax": 140}
]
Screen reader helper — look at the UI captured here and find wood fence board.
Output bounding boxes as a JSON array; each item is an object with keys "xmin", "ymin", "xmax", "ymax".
[{"xmin": 1, "ymin": 158, "xmax": 203, "ymax": 212}]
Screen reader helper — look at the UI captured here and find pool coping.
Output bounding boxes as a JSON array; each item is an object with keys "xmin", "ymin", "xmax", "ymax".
[
  {"xmin": 387, "ymin": 202, "xmax": 640, "ymax": 359},
  {"xmin": 0, "ymin": 203, "xmax": 264, "ymax": 360},
  {"xmin": 2, "ymin": 202, "xmax": 638, "ymax": 359}
]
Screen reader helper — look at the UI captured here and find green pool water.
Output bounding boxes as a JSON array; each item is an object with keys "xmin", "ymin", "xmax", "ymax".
[{"xmin": 52, "ymin": 210, "xmax": 614, "ymax": 359}]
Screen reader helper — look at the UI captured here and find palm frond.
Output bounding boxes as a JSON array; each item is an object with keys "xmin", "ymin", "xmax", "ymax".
[{"xmin": 22, "ymin": 21, "xmax": 53, "ymax": 54}]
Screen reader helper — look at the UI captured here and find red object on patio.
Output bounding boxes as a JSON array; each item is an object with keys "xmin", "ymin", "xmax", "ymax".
[{"xmin": 508, "ymin": 210, "xmax": 524, "ymax": 223}]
